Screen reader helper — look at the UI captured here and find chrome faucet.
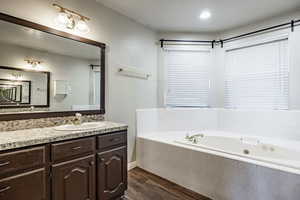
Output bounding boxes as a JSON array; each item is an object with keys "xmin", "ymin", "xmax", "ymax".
[
  {"xmin": 71, "ymin": 113, "xmax": 82, "ymax": 125},
  {"xmin": 185, "ymin": 133, "xmax": 204, "ymax": 143}
]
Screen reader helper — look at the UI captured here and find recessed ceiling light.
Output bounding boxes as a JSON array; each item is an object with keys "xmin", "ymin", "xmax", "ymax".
[{"xmin": 199, "ymin": 10, "xmax": 211, "ymax": 20}]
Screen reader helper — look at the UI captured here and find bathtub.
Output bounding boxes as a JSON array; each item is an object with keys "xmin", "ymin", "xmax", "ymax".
[
  {"xmin": 176, "ymin": 132, "xmax": 300, "ymax": 172},
  {"xmin": 136, "ymin": 108, "xmax": 300, "ymax": 200},
  {"xmin": 137, "ymin": 131, "xmax": 300, "ymax": 200}
]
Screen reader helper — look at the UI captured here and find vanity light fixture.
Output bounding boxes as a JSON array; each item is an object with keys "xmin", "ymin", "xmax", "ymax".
[
  {"xmin": 25, "ymin": 58, "xmax": 43, "ymax": 69},
  {"xmin": 53, "ymin": 3, "xmax": 90, "ymax": 33}
]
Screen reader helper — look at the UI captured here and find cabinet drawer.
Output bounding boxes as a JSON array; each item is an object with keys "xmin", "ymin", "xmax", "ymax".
[
  {"xmin": 97, "ymin": 131, "xmax": 127, "ymax": 151},
  {"xmin": 51, "ymin": 137, "xmax": 95, "ymax": 162},
  {"xmin": 0, "ymin": 168, "xmax": 46, "ymax": 200},
  {"xmin": 0, "ymin": 146, "xmax": 45, "ymax": 176}
]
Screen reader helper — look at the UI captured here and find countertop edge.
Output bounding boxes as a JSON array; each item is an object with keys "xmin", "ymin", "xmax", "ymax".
[{"xmin": 0, "ymin": 122, "xmax": 128, "ymax": 152}]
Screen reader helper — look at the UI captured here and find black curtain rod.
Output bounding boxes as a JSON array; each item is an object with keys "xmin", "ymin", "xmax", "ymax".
[
  {"xmin": 221, "ymin": 19, "xmax": 300, "ymax": 43},
  {"xmin": 160, "ymin": 19, "xmax": 300, "ymax": 48},
  {"xmin": 160, "ymin": 39, "xmax": 212, "ymax": 43},
  {"xmin": 90, "ymin": 64, "xmax": 100, "ymax": 66},
  {"xmin": 89, "ymin": 64, "xmax": 101, "ymax": 69},
  {"xmin": 160, "ymin": 39, "xmax": 213, "ymax": 48}
]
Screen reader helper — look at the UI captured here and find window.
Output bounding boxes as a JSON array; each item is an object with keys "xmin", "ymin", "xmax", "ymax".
[
  {"xmin": 165, "ymin": 49, "xmax": 211, "ymax": 107},
  {"xmin": 224, "ymin": 38, "xmax": 289, "ymax": 110}
]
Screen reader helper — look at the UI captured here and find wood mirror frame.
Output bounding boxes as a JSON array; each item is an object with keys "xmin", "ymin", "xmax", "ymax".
[{"xmin": 0, "ymin": 12, "xmax": 106, "ymax": 121}]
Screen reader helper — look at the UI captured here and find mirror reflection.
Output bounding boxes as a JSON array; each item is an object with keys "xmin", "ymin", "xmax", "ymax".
[
  {"xmin": 0, "ymin": 79, "xmax": 31, "ymax": 106},
  {"xmin": 0, "ymin": 67, "xmax": 48, "ymax": 108},
  {"xmin": 0, "ymin": 19, "xmax": 102, "ymax": 113}
]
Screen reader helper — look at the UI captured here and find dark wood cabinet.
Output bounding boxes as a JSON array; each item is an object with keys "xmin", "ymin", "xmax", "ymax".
[
  {"xmin": 0, "ymin": 168, "xmax": 46, "ymax": 200},
  {"xmin": 97, "ymin": 147, "xmax": 127, "ymax": 200},
  {"xmin": 0, "ymin": 130, "xmax": 127, "ymax": 200},
  {"xmin": 97, "ymin": 132, "xmax": 127, "ymax": 151},
  {"xmin": 51, "ymin": 138, "xmax": 95, "ymax": 163},
  {"xmin": 52, "ymin": 155, "xmax": 96, "ymax": 200},
  {"xmin": 0, "ymin": 146, "xmax": 45, "ymax": 176}
]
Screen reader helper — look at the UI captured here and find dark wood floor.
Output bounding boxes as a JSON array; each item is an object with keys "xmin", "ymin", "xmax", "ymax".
[{"xmin": 125, "ymin": 168, "xmax": 212, "ymax": 200}]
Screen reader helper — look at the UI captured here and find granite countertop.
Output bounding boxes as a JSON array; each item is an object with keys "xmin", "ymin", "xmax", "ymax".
[{"xmin": 0, "ymin": 121, "xmax": 128, "ymax": 151}]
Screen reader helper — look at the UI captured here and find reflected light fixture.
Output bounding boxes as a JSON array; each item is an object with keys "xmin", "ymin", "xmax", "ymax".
[
  {"xmin": 53, "ymin": 3, "xmax": 90, "ymax": 33},
  {"xmin": 199, "ymin": 10, "xmax": 211, "ymax": 20},
  {"xmin": 11, "ymin": 72, "xmax": 23, "ymax": 81},
  {"xmin": 25, "ymin": 58, "xmax": 43, "ymax": 69}
]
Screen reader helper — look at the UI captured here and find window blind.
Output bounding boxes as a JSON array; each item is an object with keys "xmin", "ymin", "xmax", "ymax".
[
  {"xmin": 166, "ymin": 49, "xmax": 211, "ymax": 107},
  {"xmin": 224, "ymin": 39, "xmax": 289, "ymax": 110}
]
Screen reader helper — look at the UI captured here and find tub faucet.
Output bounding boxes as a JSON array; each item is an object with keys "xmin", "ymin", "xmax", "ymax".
[{"xmin": 185, "ymin": 133, "xmax": 204, "ymax": 143}]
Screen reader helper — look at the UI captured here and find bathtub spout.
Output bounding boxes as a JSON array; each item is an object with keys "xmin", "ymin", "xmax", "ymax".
[{"xmin": 185, "ymin": 133, "xmax": 204, "ymax": 143}]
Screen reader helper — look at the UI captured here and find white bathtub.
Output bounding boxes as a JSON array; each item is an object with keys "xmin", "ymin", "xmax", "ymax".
[
  {"xmin": 137, "ymin": 131, "xmax": 300, "ymax": 200},
  {"xmin": 176, "ymin": 132, "xmax": 300, "ymax": 172},
  {"xmin": 136, "ymin": 108, "xmax": 300, "ymax": 200}
]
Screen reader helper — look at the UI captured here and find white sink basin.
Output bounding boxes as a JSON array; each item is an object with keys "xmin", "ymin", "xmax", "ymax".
[{"xmin": 54, "ymin": 122, "xmax": 106, "ymax": 131}]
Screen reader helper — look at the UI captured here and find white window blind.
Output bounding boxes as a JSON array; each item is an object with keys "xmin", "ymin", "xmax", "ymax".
[
  {"xmin": 224, "ymin": 39, "xmax": 289, "ymax": 110},
  {"xmin": 166, "ymin": 49, "xmax": 211, "ymax": 107}
]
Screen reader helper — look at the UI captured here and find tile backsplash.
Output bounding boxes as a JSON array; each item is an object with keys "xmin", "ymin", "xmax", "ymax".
[{"xmin": 0, "ymin": 114, "xmax": 104, "ymax": 132}]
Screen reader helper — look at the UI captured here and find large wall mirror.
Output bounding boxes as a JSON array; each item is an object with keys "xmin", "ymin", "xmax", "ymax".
[{"xmin": 0, "ymin": 13, "xmax": 105, "ymax": 120}]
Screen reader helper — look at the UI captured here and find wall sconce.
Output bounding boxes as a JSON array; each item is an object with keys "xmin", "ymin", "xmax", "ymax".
[
  {"xmin": 53, "ymin": 3, "xmax": 90, "ymax": 34},
  {"xmin": 25, "ymin": 58, "xmax": 43, "ymax": 69}
]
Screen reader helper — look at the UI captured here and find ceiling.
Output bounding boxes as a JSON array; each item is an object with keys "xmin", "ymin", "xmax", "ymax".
[{"xmin": 96, "ymin": 0, "xmax": 300, "ymax": 32}]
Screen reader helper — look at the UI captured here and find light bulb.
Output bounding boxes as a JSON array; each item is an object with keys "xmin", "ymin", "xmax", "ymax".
[
  {"xmin": 55, "ymin": 10, "xmax": 69, "ymax": 26},
  {"xmin": 35, "ymin": 63, "xmax": 42, "ymax": 70},
  {"xmin": 199, "ymin": 10, "xmax": 211, "ymax": 20},
  {"xmin": 75, "ymin": 19, "xmax": 90, "ymax": 33}
]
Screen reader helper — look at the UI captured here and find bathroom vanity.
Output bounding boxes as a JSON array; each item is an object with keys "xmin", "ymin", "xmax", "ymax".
[{"xmin": 0, "ymin": 121, "xmax": 128, "ymax": 200}]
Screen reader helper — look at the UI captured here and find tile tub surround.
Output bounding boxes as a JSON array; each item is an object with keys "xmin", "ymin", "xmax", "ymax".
[
  {"xmin": 0, "ymin": 114, "xmax": 104, "ymax": 132},
  {"xmin": 0, "ymin": 121, "xmax": 128, "ymax": 151},
  {"xmin": 137, "ymin": 108, "xmax": 300, "ymax": 140}
]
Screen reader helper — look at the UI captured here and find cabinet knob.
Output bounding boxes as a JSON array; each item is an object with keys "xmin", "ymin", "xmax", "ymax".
[
  {"xmin": 90, "ymin": 161, "xmax": 95, "ymax": 166},
  {"xmin": 110, "ymin": 138, "xmax": 120, "ymax": 142},
  {"xmin": 71, "ymin": 146, "xmax": 82, "ymax": 150}
]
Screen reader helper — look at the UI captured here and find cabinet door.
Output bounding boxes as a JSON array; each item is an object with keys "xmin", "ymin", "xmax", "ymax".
[
  {"xmin": 52, "ymin": 155, "xmax": 95, "ymax": 200},
  {"xmin": 97, "ymin": 146, "xmax": 127, "ymax": 200},
  {"xmin": 0, "ymin": 168, "xmax": 46, "ymax": 200}
]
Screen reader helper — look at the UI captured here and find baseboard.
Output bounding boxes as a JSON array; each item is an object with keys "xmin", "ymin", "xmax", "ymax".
[{"xmin": 128, "ymin": 161, "xmax": 137, "ymax": 171}]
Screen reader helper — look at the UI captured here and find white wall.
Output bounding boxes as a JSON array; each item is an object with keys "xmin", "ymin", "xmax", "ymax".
[{"xmin": 0, "ymin": 0, "xmax": 158, "ymax": 162}]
